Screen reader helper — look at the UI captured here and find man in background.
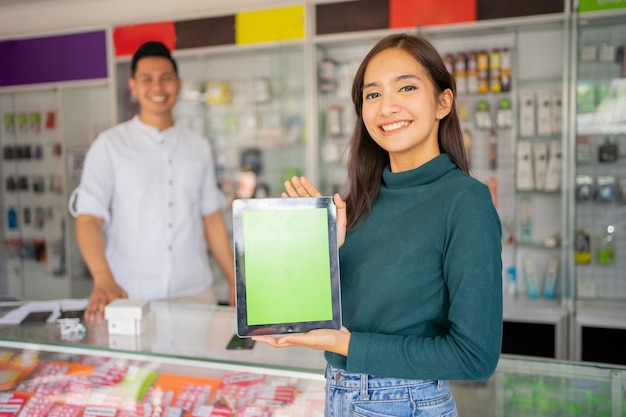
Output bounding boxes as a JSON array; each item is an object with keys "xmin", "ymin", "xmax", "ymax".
[{"xmin": 73, "ymin": 41, "xmax": 234, "ymax": 319}]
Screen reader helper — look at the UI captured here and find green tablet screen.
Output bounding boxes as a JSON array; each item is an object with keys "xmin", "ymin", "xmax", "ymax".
[{"xmin": 243, "ymin": 208, "xmax": 333, "ymax": 325}]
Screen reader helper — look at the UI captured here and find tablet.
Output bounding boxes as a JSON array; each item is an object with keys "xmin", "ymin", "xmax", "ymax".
[{"xmin": 232, "ymin": 197, "xmax": 341, "ymax": 337}]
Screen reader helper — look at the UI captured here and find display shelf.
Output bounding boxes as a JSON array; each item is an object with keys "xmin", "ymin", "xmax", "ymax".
[
  {"xmin": 0, "ymin": 81, "xmax": 113, "ymax": 301},
  {"xmin": 515, "ymin": 242, "xmax": 562, "ymax": 250},
  {"xmin": 511, "ymin": 17, "xmax": 568, "ymax": 308},
  {"xmin": 1, "ymin": 88, "xmax": 65, "ymax": 298},
  {"xmin": 573, "ymin": 10, "xmax": 626, "ymax": 308}
]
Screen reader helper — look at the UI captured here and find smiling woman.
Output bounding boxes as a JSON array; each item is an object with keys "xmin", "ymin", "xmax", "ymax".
[
  {"xmin": 360, "ymin": 47, "xmax": 453, "ymax": 172},
  {"xmin": 252, "ymin": 33, "xmax": 503, "ymax": 417}
]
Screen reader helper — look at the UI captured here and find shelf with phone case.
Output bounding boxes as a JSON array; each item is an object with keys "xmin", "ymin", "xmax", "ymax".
[
  {"xmin": 1, "ymin": 89, "xmax": 65, "ymax": 298},
  {"xmin": 511, "ymin": 26, "xmax": 567, "ymax": 310},
  {"xmin": 0, "ymin": 83, "xmax": 113, "ymax": 301},
  {"xmin": 573, "ymin": 11, "xmax": 626, "ymax": 307}
]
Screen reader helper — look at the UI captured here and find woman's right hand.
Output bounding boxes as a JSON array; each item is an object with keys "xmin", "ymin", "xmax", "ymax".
[
  {"xmin": 282, "ymin": 176, "xmax": 347, "ymax": 247},
  {"xmin": 84, "ymin": 280, "xmax": 128, "ymax": 321}
]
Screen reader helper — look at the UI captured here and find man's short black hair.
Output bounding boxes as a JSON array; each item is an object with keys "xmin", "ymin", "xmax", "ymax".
[{"xmin": 131, "ymin": 41, "xmax": 178, "ymax": 76}]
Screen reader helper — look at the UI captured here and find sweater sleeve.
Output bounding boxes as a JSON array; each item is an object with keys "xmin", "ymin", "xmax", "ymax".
[{"xmin": 344, "ymin": 183, "xmax": 503, "ymax": 381}]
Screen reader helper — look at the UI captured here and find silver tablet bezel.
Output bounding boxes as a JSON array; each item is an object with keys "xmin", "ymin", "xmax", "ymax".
[{"xmin": 232, "ymin": 197, "xmax": 341, "ymax": 337}]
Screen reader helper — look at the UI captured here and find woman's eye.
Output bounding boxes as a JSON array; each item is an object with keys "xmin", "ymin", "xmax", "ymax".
[
  {"xmin": 399, "ymin": 85, "xmax": 416, "ymax": 92},
  {"xmin": 364, "ymin": 92, "xmax": 380, "ymax": 100}
]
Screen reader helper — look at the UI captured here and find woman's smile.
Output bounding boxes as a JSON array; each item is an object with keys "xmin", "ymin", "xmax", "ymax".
[{"xmin": 381, "ymin": 120, "xmax": 412, "ymax": 132}]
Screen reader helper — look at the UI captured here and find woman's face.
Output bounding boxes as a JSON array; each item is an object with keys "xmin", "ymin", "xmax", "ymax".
[{"xmin": 361, "ymin": 48, "xmax": 452, "ymax": 172}]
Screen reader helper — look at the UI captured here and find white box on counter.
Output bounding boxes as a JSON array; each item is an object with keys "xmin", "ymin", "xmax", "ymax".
[{"xmin": 104, "ymin": 299, "xmax": 150, "ymax": 335}]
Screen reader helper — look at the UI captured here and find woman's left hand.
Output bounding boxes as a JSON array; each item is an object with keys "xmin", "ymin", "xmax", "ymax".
[
  {"xmin": 252, "ymin": 327, "xmax": 351, "ymax": 356},
  {"xmin": 283, "ymin": 176, "xmax": 347, "ymax": 247}
]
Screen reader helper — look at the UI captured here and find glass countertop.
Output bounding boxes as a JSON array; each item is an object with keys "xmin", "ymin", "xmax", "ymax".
[
  {"xmin": 0, "ymin": 300, "xmax": 625, "ymax": 416},
  {"xmin": 0, "ymin": 301, "xmax": 327, "ymax": 378}
]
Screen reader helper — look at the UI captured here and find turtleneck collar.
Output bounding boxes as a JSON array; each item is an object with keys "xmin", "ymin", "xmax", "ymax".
[{"xmin": 382, "ymin": 153, "xmax": 458, "ymax": 189}]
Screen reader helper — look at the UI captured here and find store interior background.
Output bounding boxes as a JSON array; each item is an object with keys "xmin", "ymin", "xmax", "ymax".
[
  {"xmin": 0, "ymin": 0, "xmax": 625, "ymax": 369},
  {"xmin": 0, "ymin": 0, "xmax": 278, "ymax": 38}
]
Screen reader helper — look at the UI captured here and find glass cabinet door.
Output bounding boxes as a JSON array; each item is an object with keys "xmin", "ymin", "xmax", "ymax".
[
  {"xmin": 571, "ymin": 10, "xmax": 626, "ymax": 365},
  {"xmin": 573, "ymin": 13, "xmax": 626, "ymax": 304},
  {"xmin": 62, "ymin": 83, "xmax": 114, "ymax": 298}
]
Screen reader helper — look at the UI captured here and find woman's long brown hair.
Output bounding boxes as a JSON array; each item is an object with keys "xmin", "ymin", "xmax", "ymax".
[{"xmin": 344, "ymin": 33, "xmax": 469, "ymax": 229}]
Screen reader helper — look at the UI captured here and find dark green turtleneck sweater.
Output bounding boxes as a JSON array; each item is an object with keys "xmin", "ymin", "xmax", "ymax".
[{"xmin": 326, "ymin": 153, "xmax": 502, "ymax": 381}]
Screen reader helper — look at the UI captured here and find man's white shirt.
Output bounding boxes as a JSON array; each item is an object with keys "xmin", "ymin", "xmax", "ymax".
[{"xmin": 74, "ymin": 116, "xmax": 225, "ymax": 299}]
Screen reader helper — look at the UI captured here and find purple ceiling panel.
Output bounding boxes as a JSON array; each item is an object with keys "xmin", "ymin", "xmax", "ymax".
[{"xmin": 0, "ymin": 30, "xmax": 108, "ymax": 87}]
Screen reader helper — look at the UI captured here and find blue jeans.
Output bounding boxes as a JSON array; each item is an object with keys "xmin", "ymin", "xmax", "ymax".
[{"xmin": 325, "ymin": 364, "xmax": 459, "ymax": 417}]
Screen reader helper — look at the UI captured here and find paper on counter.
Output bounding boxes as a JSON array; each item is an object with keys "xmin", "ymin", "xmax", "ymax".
[{"xmin": 0, "ymin": 299, "xmax": 88, "ymax": 325}]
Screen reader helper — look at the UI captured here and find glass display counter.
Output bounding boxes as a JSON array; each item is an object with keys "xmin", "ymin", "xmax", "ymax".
[{"xmin": 0, "ymin": 301, "xmax": 624, "ymax": 416}]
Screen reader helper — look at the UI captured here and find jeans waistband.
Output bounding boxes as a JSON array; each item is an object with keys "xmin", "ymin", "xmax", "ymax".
[{"xmin": 325, "ymin": 363, "xmax": 446, "ymax": 390}]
